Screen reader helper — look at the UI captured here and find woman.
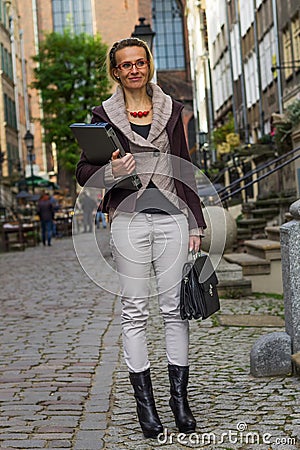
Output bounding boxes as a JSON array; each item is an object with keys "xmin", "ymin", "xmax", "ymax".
[{"xmin": 76, "ymin": 37, "xmax": 206, "ymax": 439}]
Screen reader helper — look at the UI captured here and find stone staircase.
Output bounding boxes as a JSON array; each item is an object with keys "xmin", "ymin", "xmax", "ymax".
[
  {"xmin": 221, "ymin": 196, "xmax": 298, "ymax": 296},
  {"xmin": 215, "ymin": 195, "xmax": 298, "ymax": 296},
  {"xmin": 223, "ymin": 226, "xmax": 283, "ymax": 294},
  {"xmin": 215, "ymin": 257, "xmax": 252, "ymax": 297},
  {"xmin": 237, "ymin": 195, "xmax": 297, "ymax": 243}
]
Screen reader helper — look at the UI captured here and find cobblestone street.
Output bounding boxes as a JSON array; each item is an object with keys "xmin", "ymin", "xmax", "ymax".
[{"xmin": 0, "ymin": 232, "xmax": 299, "ymax": 450}]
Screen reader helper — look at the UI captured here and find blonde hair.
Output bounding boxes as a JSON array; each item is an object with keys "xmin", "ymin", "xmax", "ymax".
[{"xmin": 107, "ymin": 37, "xmax": 155, "ymax": 84}]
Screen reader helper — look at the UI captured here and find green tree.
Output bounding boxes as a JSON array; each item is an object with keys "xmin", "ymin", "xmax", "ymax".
[{"xmin": 32, "ymin": 29, "xmax": 111, "ymax": 187}]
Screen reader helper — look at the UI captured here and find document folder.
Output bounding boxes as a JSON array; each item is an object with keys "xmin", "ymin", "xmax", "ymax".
[{"xmin": 70, "ymin": 122, "xmax": 142, "ymax": 190}]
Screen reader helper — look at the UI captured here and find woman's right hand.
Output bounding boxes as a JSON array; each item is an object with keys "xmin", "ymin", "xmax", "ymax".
[{"xmin": 111, "ymin": 149, "xmax": 136, "ymax": 177}]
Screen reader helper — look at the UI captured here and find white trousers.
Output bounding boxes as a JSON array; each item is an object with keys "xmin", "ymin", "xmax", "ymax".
[{"xmin": 110, "ymin": 212, "xmax": 189, "ymax": 373}]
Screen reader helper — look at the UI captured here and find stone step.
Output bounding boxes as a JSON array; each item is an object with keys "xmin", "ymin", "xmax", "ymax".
[
  {"xmin": 223, "ymin": 253, "xmax": 270, "ymax": 276},
  {"xmin": 265, "ymin": 226, "xmax": 281, "ymax": 242},
  {"xmin": 251, "ymin": 207, "xmax": 279, "ymax": 218},
  {"xmin": 255, "ymin": 196, "xmax": 297, "ymax": 207},
  {"xmin": 215, "ymin": 258, "xmax": 252, "ymax": 297},
  {"xmin": 216, "ymin": 258, "xmax": 243, "ymax": 281},
  {"xmin": 238, "ymin": 218, "xmax": 267, "ymax": 230},
  {"xmin": 244, "ymin": 238, "xmax": 281, "ymax": 261},
  {"xmin": 217, "ymin": 279, "xmax": 252, "ymax": 297},
  {"xmin": 237, "ymin": 227, "xmax": 252, "ymax": 240}
]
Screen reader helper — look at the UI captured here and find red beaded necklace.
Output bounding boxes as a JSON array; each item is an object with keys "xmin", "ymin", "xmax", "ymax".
[{"xmin": 126, "ymin": 106, "xmax": 152, "ymax": 118}]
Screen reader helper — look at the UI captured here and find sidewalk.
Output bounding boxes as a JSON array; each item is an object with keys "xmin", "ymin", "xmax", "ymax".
[{"xmin": 0, "ymin": 231, "xmax": 299, "ymax": 450}]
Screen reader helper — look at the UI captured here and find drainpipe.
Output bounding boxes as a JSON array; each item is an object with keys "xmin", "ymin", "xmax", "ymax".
[
  {"xmin": 271, "ymin": 0, "xmax": 283, "ymax": 114},
  {"xmin": 253, "ymin": 0, "xmax": 265, "ymax": 136},
  {"xmin": 225, "ymin": 0, "xmax": 238, "ymax": 134},
  {"xmin": 9, "ymin": 12, "xmax": 23, "ymax": 170},
  {"xmin": 234, "ymin": 0, "xmax": 249, "ymax": 143},
  {"xmin": 31, "ymin": 0, "xmax": 48, "ymax": 174},
  {"xmin": 20, "ymin": 31, "xmax": 30, "ymax": 131}
]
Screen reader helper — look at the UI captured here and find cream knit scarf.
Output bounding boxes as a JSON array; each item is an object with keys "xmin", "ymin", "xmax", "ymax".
[{"xmin": 102, "ymin": 83, "xmax": 180, "ymax": 207}]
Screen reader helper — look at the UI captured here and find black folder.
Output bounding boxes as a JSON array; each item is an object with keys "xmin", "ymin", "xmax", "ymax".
[
  {"xmin": 70, "ymin": 122, "xmax": 126, "ymax": 165},
  {"xmin": 70, "ymin": 122, "xmax": 142, "ymax": 190}
]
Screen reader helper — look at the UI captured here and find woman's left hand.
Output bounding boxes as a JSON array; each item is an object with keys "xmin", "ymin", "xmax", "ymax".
[{"xmin": 189, "ymin": 235, "xmax": 201, "ymax": 254}]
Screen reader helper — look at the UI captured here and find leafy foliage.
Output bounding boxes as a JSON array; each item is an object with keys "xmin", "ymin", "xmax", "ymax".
[
  {"xmin": 273, "ymin": 99, "xmax": 300, "ymax": 154},
  {"xmin": 286, "ymin": 99, "xmax": 300, "ymax": 128},
  {"xmin": 212, "ymin": 114, "xmax": 235, "ymax": 147},
  {"xmin": 32, "ymin": 29, "xmax": 111, "ymax": 174}
]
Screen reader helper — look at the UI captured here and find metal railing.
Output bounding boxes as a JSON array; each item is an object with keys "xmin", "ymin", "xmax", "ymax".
[{"xmin": 211, "ymin": 145, "xmax": 300, "ymax": 204}]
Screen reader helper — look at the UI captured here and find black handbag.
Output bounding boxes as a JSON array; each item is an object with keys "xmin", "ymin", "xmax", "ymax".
[{"xmin": 180, "ymin": 254, "xmax": 220, "ymax": 320}]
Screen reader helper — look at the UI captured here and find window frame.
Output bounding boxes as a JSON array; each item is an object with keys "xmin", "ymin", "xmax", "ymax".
[{"xmin": 152, "ymin": 0, "xmax": 186, "ymax": 71}]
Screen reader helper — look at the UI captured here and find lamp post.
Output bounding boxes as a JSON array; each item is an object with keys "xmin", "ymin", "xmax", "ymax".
[
  {"xmin": 24, "ymin": 130, "xmax": 35, "ymax": 194},
  {"xmin": 131, "ymin": 17, "xmax": 155, "ymax": 51}
]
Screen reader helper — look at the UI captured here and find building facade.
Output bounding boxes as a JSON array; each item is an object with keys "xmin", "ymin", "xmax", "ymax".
[
  {"xmin": 203, "ymin": 0, "xmax": 300, "ymax": 144},
  {"xmin": 0, "ymin": 0, "xmax": 25, "ymax": 183}
]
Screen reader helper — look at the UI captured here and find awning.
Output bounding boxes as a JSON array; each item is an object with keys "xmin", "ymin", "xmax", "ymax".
[{"xmin": 25, "ymin": 175, "xmax": 59, "ymax": 189}]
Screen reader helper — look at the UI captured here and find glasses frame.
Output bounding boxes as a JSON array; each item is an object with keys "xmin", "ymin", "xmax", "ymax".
[{"xmin": 115, "ymin": 59, "xmax": 150, "ymax": 72}]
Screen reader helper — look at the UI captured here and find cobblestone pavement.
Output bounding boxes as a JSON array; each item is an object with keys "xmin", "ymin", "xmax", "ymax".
[{"xmin": 0, "ymin": 231, "xmax": 299, "ymax": 450}]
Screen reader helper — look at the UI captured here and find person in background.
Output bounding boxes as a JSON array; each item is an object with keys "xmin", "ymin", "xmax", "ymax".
[
  {"xmin": 76, "ymin": 37, "xmax": 206, "ymax": 439},
  {"xmin": 95, "ymin": 207, "xmax": 107, "ymax": 229},
  {"xmin": 80, "ymin": 191, "xmax": 97, "ymax": 233},
  {"xmin": 37, "ymin": 192, "xmax": 53, "ymax": 246},
  {"xmin": 95, "ymin": 193, "xmax": 107, "ymax": 229},
  {"xmin": 50, "ymin": 192, "xmax": 60, "ymax": 237}
]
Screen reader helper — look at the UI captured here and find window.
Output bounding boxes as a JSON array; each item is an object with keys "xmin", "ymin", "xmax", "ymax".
[
  {"xmin": 230, "ymin": 24, "xmax": 242, "ymax": 81},
  {"xmin": 283, "ymin": 27, "xmax": 293, "ymax": 79},
  {"xmin": 152, "ymin": 0, "xmax": 185, "ymax": 70},
  {"xmin": 245, "ymin": 53, "xmax": 259, "ymax": 107},
  {"xmin": 0, "ymin": 1, "xmax": 9, "ymax": 28},
  {"xmin": 0, "ymin": 45, "xmax": 13, "ymax": 80},
  {"xmin": 52, "ymin": 0, "xmax": 93, "ymax": 35},
  {"xmin": 259, "ymin": 27, "xmax": 276, "ymax": 89},
  {"xmin": 4, "ymin": 94, "xmax": 17, "ymax": 129},
  {"xmin": 6, "ymin": 143, "xmax": 19, "ymax": 177},
  {"xmin": 292, "ymin": 15, "xmax": 300, "ymax": 67},
  {"xmin": 212, "ymin": 53, "xmax": 231, "ymax": 111},
  {"xmin": 206, "ymin": 0, "xmax": 226, "ymax": 45},
  {"xmin": 240, "ymin": 0, "xmax": 254, "ymax": 37}
]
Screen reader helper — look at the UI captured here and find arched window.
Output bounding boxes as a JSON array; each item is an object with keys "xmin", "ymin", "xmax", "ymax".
[
  {"xmin": 52, "ymin": 0, "xmax": 93, "ymax": 35},
  {"xmin": 152, "ymin": 0, "xmax": 185, "ymax": 70}
]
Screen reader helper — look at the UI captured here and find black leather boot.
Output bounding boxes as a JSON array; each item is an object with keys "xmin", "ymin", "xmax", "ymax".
[
  {"xmin": 168, "ymin": 364, "xmax": 196, "ymax": 433},
  {"xmin": 129, "ymin": 368, "xmax": 163, "ymax": 439}
]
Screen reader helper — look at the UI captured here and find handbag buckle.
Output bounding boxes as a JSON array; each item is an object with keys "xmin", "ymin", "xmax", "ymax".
[{"xmin": 209, "ymin": 284, "xmax": 213, "ymax": 296}]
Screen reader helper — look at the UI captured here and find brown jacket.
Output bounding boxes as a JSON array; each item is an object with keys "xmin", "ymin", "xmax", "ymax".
[{"xmin": 75, "ymin": 87, "xmax": 206, "ymax": 231}]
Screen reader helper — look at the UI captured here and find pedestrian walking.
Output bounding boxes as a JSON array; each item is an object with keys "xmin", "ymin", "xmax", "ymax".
[
  {"xmin": 37, "ymin": 192, "xmax": 53, "ymax": 246},
  {"xmin": 95, "ymin": 209, "xmax": 107, "ymax": 229},
  {"xmin": 50, "ymin": 192, "xmax": 60, "ymax": 237},
  {"xmin": 95, "ymin": 194, "xmax": 107, "ymax": 229},
  {"xmin": 76, "ymin": 37, "xmax": 206, "ymax": 439},
  {"xmin": 80, "ymin": 191, "xmax": 97, "ymax": 233}
]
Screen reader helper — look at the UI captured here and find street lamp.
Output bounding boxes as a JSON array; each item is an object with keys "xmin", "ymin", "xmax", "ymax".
[
  {"xmin": 131, "ymin": 17, "xmax": 155, "ymax": 51},
  {"xmin": 24, "ymin": 130, "xmax": 35, "ymax": 194}
]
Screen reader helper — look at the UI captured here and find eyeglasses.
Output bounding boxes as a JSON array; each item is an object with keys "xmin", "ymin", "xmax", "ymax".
[{"xmin": 116, "ymin": 59, "xmax": 149, "ymax": 71}]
